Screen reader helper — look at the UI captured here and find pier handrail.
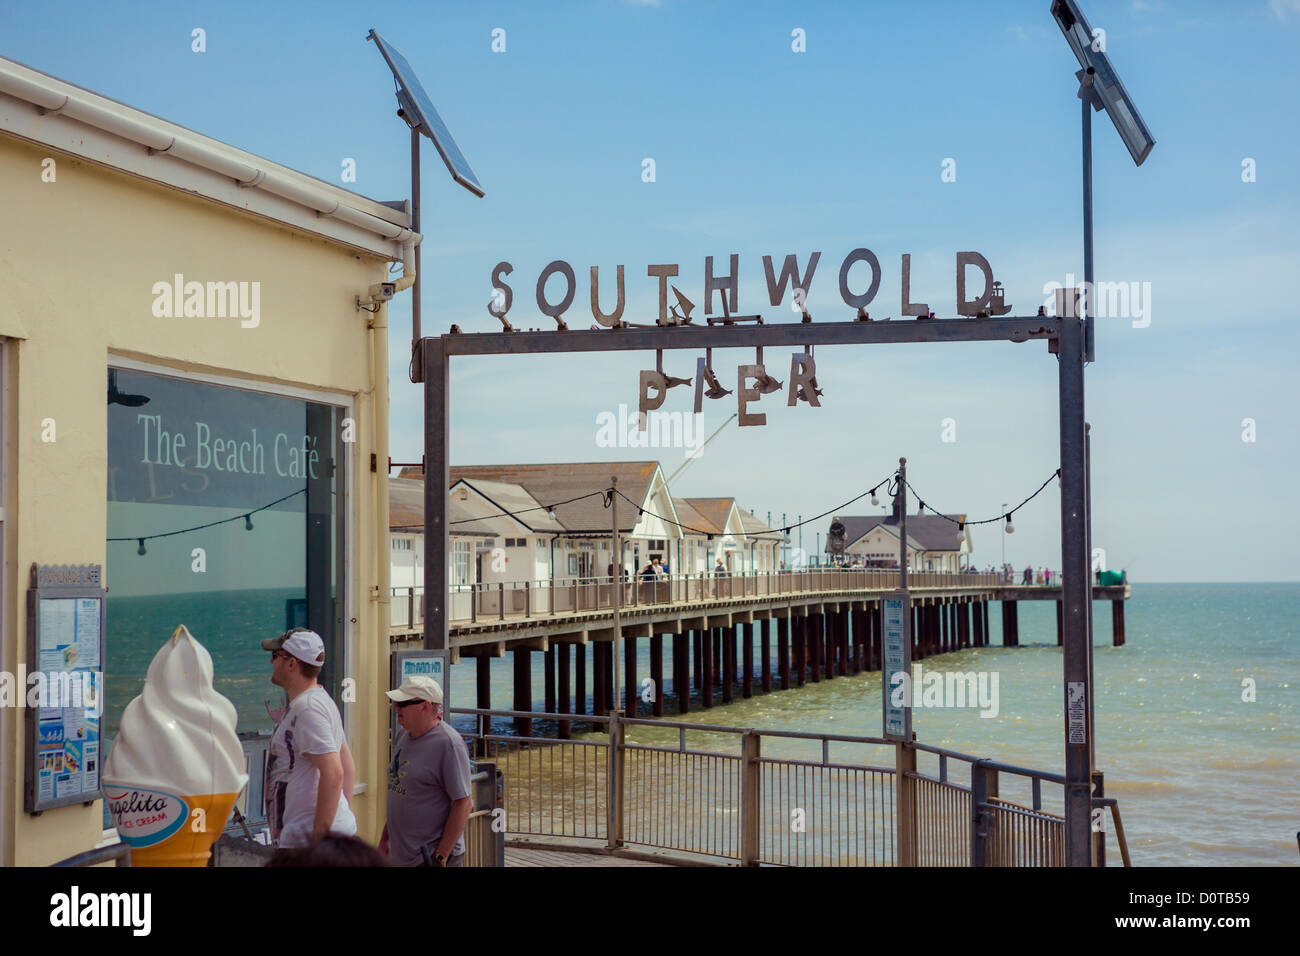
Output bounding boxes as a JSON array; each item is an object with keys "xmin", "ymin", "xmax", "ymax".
[
  {"xmin": 451, "ymin": 706, "xmax": 1119, "ymax": 867},
  {"xmin": 393, "ymin": 567, "xmax": 1011, "ymax": 628}
]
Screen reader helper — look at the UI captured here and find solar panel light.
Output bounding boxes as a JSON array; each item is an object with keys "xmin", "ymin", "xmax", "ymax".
[
  {"xmin": 1050, "ymin": 0, "xmax": 1155, "ymax": 166},
  {"xmin": 367, "ymin": 28, "xmax": 485, "ymax": 197}
]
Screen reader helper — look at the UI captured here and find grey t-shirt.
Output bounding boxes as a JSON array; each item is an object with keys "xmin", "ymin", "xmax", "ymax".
[{"xmin": 387, "ymin": 720, "xmax": 473, "ymax": 864}]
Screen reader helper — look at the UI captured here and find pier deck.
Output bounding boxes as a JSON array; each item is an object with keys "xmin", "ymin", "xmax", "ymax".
[{"xmin": 389, "ymin": 570, "xmax": 1130, "ymax": 729}]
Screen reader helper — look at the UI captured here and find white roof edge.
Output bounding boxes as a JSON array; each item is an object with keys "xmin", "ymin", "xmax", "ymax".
[{"xmin": 0, "ymin": 55, "xmax": 417, "ymax": 259}]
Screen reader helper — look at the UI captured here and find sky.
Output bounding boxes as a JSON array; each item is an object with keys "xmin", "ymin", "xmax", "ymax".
[{"xmin": 6, "ymin": 0, "xmax": 1299, "ymax": 581}]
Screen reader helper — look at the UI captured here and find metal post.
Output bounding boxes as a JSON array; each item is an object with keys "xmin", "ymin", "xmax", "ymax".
[
  {"xmin": 422, "ymin": 337, "xmax": 448, "ymax": 651},
  {"xmin": 1085, "ymin": 424, "xmax": 1097, "ymax": 770},
  {"xmin": 895, "ymin": 741, "xmax": 917, "ymax": 866},
  {"xmin": 1082, "ymin": 91, "xmax": 1095, "ymax": 364},
  {"xmin": 1057, "ymin": 288, "xmax": 1093, "ymax": 867},
  {"xmin": 611, "ymin": 476, "xmax": 620, "ymax": 715},
  {"xmin": 898, "ymin": 458, "xmax": 908, "ymax": 591},
  {"xmin": 740, "ymin": 730, "xmax": 761, "ymax": 865},
  {"xmin": 410, "ymin": 128, "xmax": 424, "ymax": 381},
  {"xmin": 606, "ymin": 708, "xmax": 624, "ymax": 849}
]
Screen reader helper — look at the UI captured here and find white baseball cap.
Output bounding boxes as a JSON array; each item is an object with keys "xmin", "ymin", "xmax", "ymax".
[
  {"xmin": 262, "ymin": 628, "xmax": 326, "ymax": 665},
  {"xmin": 386, "ymin": 675, "xmax": 444, "ymax": 705}
]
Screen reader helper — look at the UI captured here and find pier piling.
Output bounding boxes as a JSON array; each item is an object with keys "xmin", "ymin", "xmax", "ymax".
[
  {"xmin": 701, "ymin": 627, "xmax": 714, "ymax": 708},
  {"xmin": 625, "ymin": 634, "xmax": 637, "ymax": 715},
  {"xmin": 557, "ymin": 643, "xmax": 571, "ymax": 739},
  {"xmin": 681, "ymin": 632, "xmax": 691, "ymax": 712},
  {"xmin": 743, "ymin": 622, "xmax": 755, "ymax": 698},
  {"xmin": 575, "ymin": 643, "xmax": 587, "ymax": 716},
  {"xmin": 722, "ymin": 626, "xmax": 735, "ymax": 703},
  {"xmin": 651, "ymin": 634, "xmax": 664, "ymax": 717},
  {"xmin": 544, "ymin": 646, "xmax": 556, "ymax": 715},
  {"xmin": 778, "ymin": 616, "xmax": 791, "ymax": 689},
  {"xmin": 513, "ymin": 648, "xmax": 533, "ymax": 737},
  {"xmin": 1112, "ymin": 600, "xmax": 1125, "ymax": 647}
]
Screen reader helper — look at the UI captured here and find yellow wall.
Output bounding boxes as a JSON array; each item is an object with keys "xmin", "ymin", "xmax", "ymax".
[{"xmin": 0, "ymin": 135, "xmax": 392, "ymax": 865}]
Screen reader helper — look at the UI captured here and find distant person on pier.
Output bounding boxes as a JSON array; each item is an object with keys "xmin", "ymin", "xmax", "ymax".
[
  {"xmin": 1035, "ymin": 567, "xmax": 1044, "ymax": 586},
  {"xmin": 1023, "ymin": 565, "xmax": 1033, "ymax": 585},
  {"xmin": 714, "ymin": 558, "xmax": 729, "ymax": 577}
]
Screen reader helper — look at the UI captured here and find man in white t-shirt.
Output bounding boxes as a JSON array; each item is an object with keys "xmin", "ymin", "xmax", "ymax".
[{"xmin": 263, "ymin": 628, "xmax": 356, "ymax": 848}]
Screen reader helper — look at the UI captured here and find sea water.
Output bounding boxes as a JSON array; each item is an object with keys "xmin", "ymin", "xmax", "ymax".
[{"xmin": 107, "ymin": 583, "xmax": 1298, "ymax": 865}]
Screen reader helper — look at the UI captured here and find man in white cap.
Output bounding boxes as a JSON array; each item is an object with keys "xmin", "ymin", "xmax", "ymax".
[
  {"xmin": 380, "ymin": 675, "xmax": 473, "ymax": 866},
  {"xmin": 263, "ymin": 627, "xmax": 356, "ymax": 847}
]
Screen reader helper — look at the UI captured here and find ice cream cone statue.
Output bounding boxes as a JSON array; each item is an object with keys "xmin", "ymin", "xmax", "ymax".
[{"xmin": 103, "ymin": 625, "xmax": 248, "ymax": 866}]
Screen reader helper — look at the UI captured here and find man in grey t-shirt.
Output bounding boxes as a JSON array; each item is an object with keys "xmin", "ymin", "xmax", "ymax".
[{"xmin": 380, "ymin": 676, "xmax": 473, "ymax": 867}]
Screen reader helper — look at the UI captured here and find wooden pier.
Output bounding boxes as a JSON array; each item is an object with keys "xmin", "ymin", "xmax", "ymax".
[{"xmin": 392, "ymin": 571, "xmax": 1130, "ymax": 732}]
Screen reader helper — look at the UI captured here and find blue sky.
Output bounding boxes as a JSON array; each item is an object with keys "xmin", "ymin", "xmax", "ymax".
[{"xmin": 7, "ymin": 0, "xmax": 1299, "ymax": 580}]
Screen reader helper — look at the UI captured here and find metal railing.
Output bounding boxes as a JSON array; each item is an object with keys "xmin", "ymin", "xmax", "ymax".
[
  {"xmin": 461, "ymin": 764, "xmax": 506, "ymax": 867},
  {"xmin": 51, "ymin": 842, "xmax": 132, "ymax": 867},
  {"xmin": 393, "ymin": 568, "xmax": 1003, "ymax": 628},
  {"xmin": 451, "ymin": 707, "xmax": 1114, "ymax": 866}
]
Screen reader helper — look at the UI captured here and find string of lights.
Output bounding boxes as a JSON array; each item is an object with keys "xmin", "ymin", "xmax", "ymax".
[
  {"xmin": 902, "ymin": 469, "xmax": 1061, "ymax": 534},
  {"xmin": 107, "ymin": 488, "xmax": 307, "ymax": 555},
  {"xmin": 611, "ymin": 472, "xmax": 896, "ymax": 539},
  {"xmin": 449, "ymin": 489, "xmax": 608, "ymax": 526},
  {"xmin": 107, "ymin": 466, "xmax": 1063, "ymax": 556}
]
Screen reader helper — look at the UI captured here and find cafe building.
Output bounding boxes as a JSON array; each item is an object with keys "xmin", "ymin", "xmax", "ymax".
[{"xmin": 0, "ymin": 55, "xmax": 413, "ymax": 864}]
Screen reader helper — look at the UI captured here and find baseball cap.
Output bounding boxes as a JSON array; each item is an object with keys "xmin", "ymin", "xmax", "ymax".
[
  {"xmin": 261, "ymin": 628, "xmax": 326, "ymax": 665},
  {"xmin": 385, "ymin": 675, "xmax": 444, "ymax": 705}
]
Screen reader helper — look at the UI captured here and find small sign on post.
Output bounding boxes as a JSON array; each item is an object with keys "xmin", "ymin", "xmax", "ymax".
[
  {"xmin": 389, "ymin": 649, "xmax": 450, "ymax": 744},
  {"xmin": 882, "ymin": 589, "xmax": 912, "ymax": 741}
]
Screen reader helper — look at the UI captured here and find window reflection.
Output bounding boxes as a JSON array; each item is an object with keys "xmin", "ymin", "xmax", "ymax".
[{"xmin": 105, "ymin": 368, "xmax": 345, "ymax": 743}]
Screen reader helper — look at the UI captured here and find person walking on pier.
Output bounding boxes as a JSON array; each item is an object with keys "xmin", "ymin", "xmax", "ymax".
[
  {"xmin": 381, "ymin": 676, "xmax": 473, "ymax": 867},
  {"xmin": 1023, "ymin": 565, "xmax": 1033, "ymax": 585}
]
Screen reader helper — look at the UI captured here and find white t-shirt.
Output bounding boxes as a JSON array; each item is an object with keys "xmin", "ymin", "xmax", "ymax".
[{"xmin": 273, "ymin": 686, "xmax": 356, "ymax": 848}]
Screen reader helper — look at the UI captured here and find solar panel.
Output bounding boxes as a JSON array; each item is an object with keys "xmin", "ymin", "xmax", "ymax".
[
  {"xmin": 1050, "ymin": 0, "xmax": 1154, "ymax": 166},
  {"xmin": 368, "ymin": 28, "xmax": 485, "ymax": 197}
]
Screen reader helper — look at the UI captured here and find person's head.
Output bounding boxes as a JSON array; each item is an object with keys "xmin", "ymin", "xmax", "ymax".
[
  {"xmin": 386, "ymin": 675, "xmax": 444, "ymax": 736},
  {"xmin": 263, "ymin": 628, "xmax": 325, "ymax": 692},
  {"xmin": 266, "ymin": 833, "xmax": 387, "ymax": 867}
]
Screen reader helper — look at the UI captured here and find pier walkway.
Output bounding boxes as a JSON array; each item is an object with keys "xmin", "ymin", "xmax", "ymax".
[{"xmin": 390, "ymin": 569, "xmax": 1130, "ymax": 733}]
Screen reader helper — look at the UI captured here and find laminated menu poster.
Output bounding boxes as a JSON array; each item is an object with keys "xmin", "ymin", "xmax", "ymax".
[{"xmin": 26, "ymin": 566, "xmax": 106, "ymax": 813}]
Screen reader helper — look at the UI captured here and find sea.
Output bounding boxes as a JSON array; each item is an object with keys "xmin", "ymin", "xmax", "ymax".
[{"xmin": 107, "ymin": 583, "xmax": 1298, "ymax": 866}]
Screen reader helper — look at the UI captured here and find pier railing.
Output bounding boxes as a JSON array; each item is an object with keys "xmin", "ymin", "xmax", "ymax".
[
  {"xmin": 461, "ymin": 764, "xmax": 507, "ymax": 867},
  {"xmin": 393, "ymin": 568, "xmax": 1002, "ymax": 628},
  {"xmin": 452, "ymin": 707, "xmax": 1124, "ymax": 867}
]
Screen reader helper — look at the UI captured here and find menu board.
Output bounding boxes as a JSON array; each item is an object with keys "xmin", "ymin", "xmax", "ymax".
[{"xmin": 26, "ymin": 565, "xmax": 106, "ymax": 813}]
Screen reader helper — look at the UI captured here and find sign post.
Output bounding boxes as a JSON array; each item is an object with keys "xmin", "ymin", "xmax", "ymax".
[{"xmin": 881, "ymin": 590, "xmax": 912, "ymax": 742}]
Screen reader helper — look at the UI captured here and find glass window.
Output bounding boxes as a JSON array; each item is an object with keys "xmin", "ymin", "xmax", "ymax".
[
  {"xmin": 105, "ymin": 367, "xmax": 346, "ymax": 742},
  {"xmin": 453, "ymin": 539, "xmax": 471, "ymax": 586}
]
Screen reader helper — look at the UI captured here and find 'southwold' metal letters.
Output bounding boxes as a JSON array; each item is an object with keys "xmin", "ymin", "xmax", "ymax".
[{"xmin": 488, "ymin": 249, "xmax": 1013, "ymax": 427}]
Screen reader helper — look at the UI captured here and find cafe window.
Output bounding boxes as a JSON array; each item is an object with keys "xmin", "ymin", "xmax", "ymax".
[{"xmin": 105, "ymin": 366, "xmax": 347, "ymax": 742}]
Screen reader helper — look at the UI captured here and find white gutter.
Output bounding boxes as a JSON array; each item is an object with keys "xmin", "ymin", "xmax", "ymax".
[{"xmin": 0, "ymin": 56, "xmax": 419, "ymax": 260}]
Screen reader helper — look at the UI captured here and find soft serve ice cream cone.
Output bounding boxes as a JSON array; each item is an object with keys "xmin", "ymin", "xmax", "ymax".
[{"xmin": 103, "ymin": 625, "xmax": 248, "ymax": 866}]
